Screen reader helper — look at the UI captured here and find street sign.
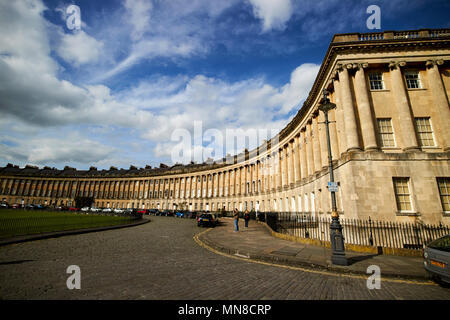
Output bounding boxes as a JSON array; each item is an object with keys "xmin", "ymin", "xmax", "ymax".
[{"xmin": 328, "ymin": 182, "xmax": 338, "ymax": 192}]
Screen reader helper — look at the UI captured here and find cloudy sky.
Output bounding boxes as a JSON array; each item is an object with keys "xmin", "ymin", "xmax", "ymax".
[{"xmin": 0, "ymin": 0, "xmax": 449, "ymax": 170}]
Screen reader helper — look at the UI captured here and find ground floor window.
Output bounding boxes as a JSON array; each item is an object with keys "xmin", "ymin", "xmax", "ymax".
[
  {"xmin": 393, "ymin": 177, "xmax": 413, "ymax": 212},
  {"xmin": 437, "ymin": 178, "xmax": 450, "ymax": 213}
]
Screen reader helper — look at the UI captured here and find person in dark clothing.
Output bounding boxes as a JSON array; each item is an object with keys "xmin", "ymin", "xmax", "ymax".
[
  {"xmin": 233, "ymin": 209, "xmax": 239, "ymax": 232},
  {"xmin": 244, "ymin": 210, "xmax": 250, "ymax": 228}
]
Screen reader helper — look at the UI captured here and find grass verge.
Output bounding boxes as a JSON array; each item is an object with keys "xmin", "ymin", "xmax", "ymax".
[{"xmin": 0, "ymin": 209, "xmax": 138, "ymax": 239}]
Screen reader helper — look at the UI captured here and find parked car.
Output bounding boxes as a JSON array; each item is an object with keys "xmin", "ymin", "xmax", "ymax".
[
  {"xmin": 90, "ymin": 207, "xmax": 101, "ymax": 213},
  {"xmin": 81, "ymin": 207, "xmax": 90, "ymax": 212},
  {"xmin": 69, "ymin": 207, "xmax": 80, "ymax": 212},
  {"xmin": 11, "ymin": 203, "xmax": 22, "ymax": 209},
  {"xmin": 175, "ymin": 211, "xmax": 185, "ymax": 218},
  {"xmin": 423, "ymin": 234, "xmax": 450, "ymax": 285},
  {"xmin": 197, "ymin": 213, "xmax": 217, "ymax": 228},
  {"xmin": 102, "ymin": 208, "xmax": 112, "ymax": 213},
  {"xmin": 137, "ymin": 209, "xmax": 149, "ymax": 215},
  {"xmin": 148, "ymin": 209, "xmax": 159, "ymax": 216},
  {"xmin": 25, "ymin": 204, "xmax": 35, "ymax": 210},
  {"xmin": 0, "ymin": 203, "xmax": 9, "ymax": 209},
  {"xmin": 113, "ymin": 208, "xmax": 124, "ymax": 214}
]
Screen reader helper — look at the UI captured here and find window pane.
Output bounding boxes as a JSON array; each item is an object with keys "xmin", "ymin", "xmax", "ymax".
[
  {"xmin": 405, "ymin": 72, "xmax": 421, "ymax": 89},
  {"xmin": 415, "ymin": 117, "xmax": 435, "ymax": 147},
  {"xmin": 437, "ymin": 178, "xmax": 450, "ymax": 212},
  {"xmin": 377, "ymin": 118, "xmax": 395, "ymax": 147},
  {"xmin": 393, "ymin": 177, "xmax": 412, "ymax": 212},
  {"xmin": 369, "ymin": 72, "xmax": 384, "ymax": 90}
]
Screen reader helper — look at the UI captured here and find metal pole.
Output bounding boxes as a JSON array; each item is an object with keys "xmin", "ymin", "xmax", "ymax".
[{"xmin": 319, "ymin": 89, "xmax": 347, "ymax": 266}]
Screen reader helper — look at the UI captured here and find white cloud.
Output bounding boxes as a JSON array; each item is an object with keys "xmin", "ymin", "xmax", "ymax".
[
  {"xmin": 118, "ymin": 64, "xmax": 319, "ymax": 161},
  {"xmin": 0, "ymin": 134, "xmax": 115, "ymax": 165},
  {"xmin": 97, "ymin": 37, "xmax": 203, "ymax": 81},
  {"xmin": 57, "ymin": 30, "xmax": 104, "ymax": 66},
  {"xmin": 271, "ymin": 63, "xmax": 320, "ymax": 114},
  {"xmin": 0, "ymin": 0, "xmax": 320, "ymax": 167},
  {"xmin": 124, "ymin": 0, "xmax": 153, "ymax": 41},
  {"xmin": 248, "ymin": 0, "xmax": 293, "ymax": 32}
]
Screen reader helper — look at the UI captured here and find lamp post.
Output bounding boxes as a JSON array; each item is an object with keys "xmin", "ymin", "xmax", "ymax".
[{"xmin": 319, "ymin": 89, "xmax": 347, "ymax": 266}]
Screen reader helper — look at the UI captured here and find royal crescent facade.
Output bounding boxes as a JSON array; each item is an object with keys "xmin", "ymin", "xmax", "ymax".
[{"xmin": 1, "ymin": 29, "xmax": 449, "ymax": 226}]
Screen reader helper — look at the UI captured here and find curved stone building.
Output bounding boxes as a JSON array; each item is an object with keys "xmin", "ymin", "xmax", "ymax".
[{"xmin": 1, "ymin": 29, "xmax": 449, "ymax": 225}]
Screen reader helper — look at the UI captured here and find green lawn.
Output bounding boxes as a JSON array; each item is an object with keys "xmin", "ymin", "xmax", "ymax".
[{"xmin": 0, "ymin": 209, "xmax": 138, "ymax": 239}]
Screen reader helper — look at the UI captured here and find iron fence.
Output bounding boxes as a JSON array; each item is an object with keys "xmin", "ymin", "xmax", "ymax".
[{"xmin": 264, "ymin": 212, "xmax": 450, "ymax": 250}]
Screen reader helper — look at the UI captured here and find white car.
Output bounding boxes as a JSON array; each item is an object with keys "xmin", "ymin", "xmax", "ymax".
[
  {"xmin": 102, "ymin": 208, "xmax": 112, "ymax": 213},
  {"xmin": 81, "ymin": 207, "xmax": 90, "ymax": 212},
  {"xmin": 90, "ymin": 207, "xmax": 101, "ymax": 212},
  {"xmin": 113, "ymin": 208, "xmax": 124, "ymax": 214}
]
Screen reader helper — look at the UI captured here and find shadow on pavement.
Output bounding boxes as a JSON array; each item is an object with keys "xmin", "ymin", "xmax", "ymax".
[
  {"xmin": 347, "ymin": 254, "xmax": 380, "ymax": 266},
  {"xmin": 0, "ymin": 259, "xmax": 34, "ymax": 265}
]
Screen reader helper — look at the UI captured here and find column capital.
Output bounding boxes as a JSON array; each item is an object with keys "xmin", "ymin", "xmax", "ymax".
[
  {"xmin": 388, "ymin": 61, "xmax": 407, "ymax": 70},
  {"xmin": 355, "ymin": 62, "xmax": 369, "ymax": 70},
  {"xmin": 425, "ymin": 59, "xmax": 444, "ymax": 68},
  {"xmin": 331, "ymin": 69, "xmax": 340, "ymax": 80}
]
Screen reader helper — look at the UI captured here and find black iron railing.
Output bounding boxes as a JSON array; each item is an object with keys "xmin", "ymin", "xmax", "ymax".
[{"xmin": 263, "ymin": 212, "xmax": 450, "ymax": 250}]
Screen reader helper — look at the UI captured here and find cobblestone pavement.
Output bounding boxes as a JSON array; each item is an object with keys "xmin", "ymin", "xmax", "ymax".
[{"xmin": 0, "ymin": 216, "xmax": 449, "ymax": 300}]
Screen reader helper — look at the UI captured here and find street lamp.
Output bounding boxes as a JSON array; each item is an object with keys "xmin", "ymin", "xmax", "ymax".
[{"xmin": 319, "ymin": 89, "xmax": 348, "ymax": 266}]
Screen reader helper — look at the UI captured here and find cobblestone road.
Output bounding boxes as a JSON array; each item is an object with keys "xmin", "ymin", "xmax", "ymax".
[{"xmin": 0, "ymin": 216, "xmax": 449, "ymax": 300}]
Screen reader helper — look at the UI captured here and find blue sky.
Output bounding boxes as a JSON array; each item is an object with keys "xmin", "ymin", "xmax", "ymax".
[{"xmin": 0, "ymin": 0, "xmax": 449, "ymax": 170}]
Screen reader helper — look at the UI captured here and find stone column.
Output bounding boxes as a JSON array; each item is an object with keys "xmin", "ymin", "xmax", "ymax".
[
  {"xmin": 274, "ymin": 149, "xmax": 283, "ymax": 189},
  {"xmin": 294, "ymin": 135, "xmax": 301, "ymax": 182},
  {"xmin": 227, "ymin": 170, "xmax": 231, "ymax": 196},
  {"xmin": 240, "ymin": 166, "xmax": 244, "ymax": 195},
  {"xmin": 300, "ymin": 129, "xmax": 308, "ymax": 179},
  {"xmin": 333, "ymin": 76, "xmax": 347, "ymax": 155},
  {"xmin": 339, "ymin": 64, "xmax": 361, "ymax": 152},
  {"xmin": 318, "ymin": 109, "xmax": 328, "ymax": 168},
  {"xmin": 290, "ymin": 140, "xmax": 296, "ymax": 184},
  {"xmin": 306, "ymin": 120, "xmax": 314, "ymax": 177},
  {"xmin": 426, "ymin": 59, "xmax": 450, "ymax": 151},
  {"xmin": 260, "ymin": 159, "xmax": 265, "ymax": 192},
  {"xmin": 354, "ymin": 63, "xmax": 378, "ymax": 150},
  {"xmin": 284, "ymin": 146, "xmax": 289, "ymax": 186},
  {"xmin": 312, "ymin": 114, "xmax": 322, "ymax": 173},
  {"xmin": 389, "ymin": 61, "xmax": 419, "ymax": 151}
]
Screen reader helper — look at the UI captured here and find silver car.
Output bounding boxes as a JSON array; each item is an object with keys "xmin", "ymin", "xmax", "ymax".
[{"xmin": 423, "ymin": 234, "xmax": 450, "ymax": 285}]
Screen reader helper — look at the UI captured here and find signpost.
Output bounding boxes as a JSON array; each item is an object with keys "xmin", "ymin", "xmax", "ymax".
[{"xmin": 327, "ymin": 182, "xmax": 338, "ymax": 193}]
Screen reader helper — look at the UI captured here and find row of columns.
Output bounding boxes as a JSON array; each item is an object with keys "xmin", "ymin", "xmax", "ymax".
[
  {"xmin": 1, "ymin": 60, "xmax": 449, "ymax": 205},
  {"xmin": 335, "ymin": 59, "xmax": 449, "ymax": 153}
]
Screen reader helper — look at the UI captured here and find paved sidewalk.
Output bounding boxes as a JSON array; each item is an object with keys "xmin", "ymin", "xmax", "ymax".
[{"xmin": 197, "ymin": 218, "xmax": 429, "ymax": 280}]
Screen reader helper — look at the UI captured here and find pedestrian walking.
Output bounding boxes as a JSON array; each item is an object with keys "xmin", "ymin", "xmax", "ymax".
[
  {"xmin": 244, "ymin": 210, "xmax": 250, "ymax": 228},
  {"xmin": 233, "ymin": 209, "xmax": 239, "ymax": 232}
]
